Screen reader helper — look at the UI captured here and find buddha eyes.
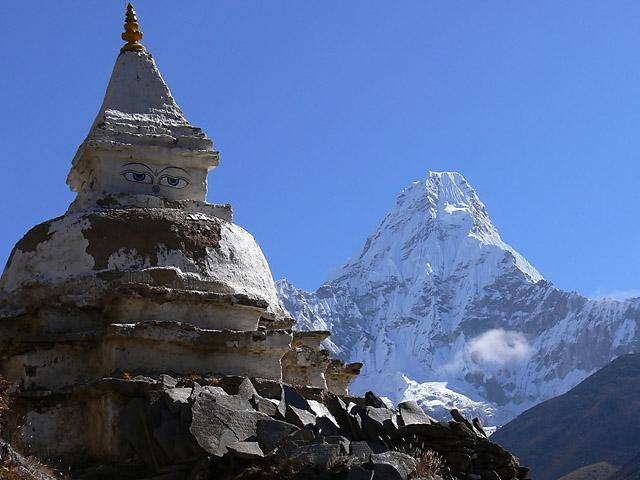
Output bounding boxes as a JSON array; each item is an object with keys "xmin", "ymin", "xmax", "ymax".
[
  {"xmin": 159, "ymin": 175, "xmax": 189, "ymax": 189},
  {"xmin": 122, "ymin": 171, "xmax": 153, "ymax": 184},
  {"xmin": 121, "ymin": 170, "xmax": 189, "ymax": 189}
]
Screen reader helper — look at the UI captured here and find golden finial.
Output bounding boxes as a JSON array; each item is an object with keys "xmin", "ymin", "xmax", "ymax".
[{"xmin": 120, "ymin": 3, "xmax": 145, "ymax": 53}]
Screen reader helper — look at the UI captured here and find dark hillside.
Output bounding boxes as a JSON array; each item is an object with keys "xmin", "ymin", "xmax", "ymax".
[{"xmin": 492, "ymin": 353, "xmax": 640, "ymax": 480}]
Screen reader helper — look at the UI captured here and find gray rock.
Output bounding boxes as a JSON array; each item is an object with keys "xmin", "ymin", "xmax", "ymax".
[
  {"xmin": 277, "ymin": 384, "xmax": 313, "ymax": 419},
  {"xmin": 203, "ymin": 385, "xmax": 228, "ymax": 396},
  {"xmin": 226, "ymin": 441, "xmax": 264, "ymax": 460},
  {"xmin": 162, "ymin": 387, "xmax": 192, "ymax": 413},
  {"xmin": 202, "ymin": 386, "xmax": 254, "ymax": 411},
  {"xmin": 289, "ymin": 443, "xmax": 341, "ymax": 469},
  {"xmin": 251, "ymin": 378, "xmax": 282, "ymax": 399},
  {"xmin": 365, "ymin": 391, "xmax": 386, "ymax": 408},
  {"xmin": 361, "ymin": 406, "xmax": 397, "ymax": 440},
  {"xmin": 450, "ymin": 409, "xmax": 475, "ymax": 433},
  {"xmin": 285, "ymin": 405, "xmax": 316, "ymax": 428},
  {"xmin": 472, "ymin": 417, "xmax": 488, "ymax": 438},
  {"xmin": 324, "ymin": 395, "xmax": 364, "ymax": 439},
  {"xmin": 256, "ymin": 419, "xmax": 299, "ymax": 453},
  {"xmin": 190, "ymin": 382, "xmax": 204, "ymax": 401},
  {"xmin": 290, "ymin": 428, "xmax": 316, "ymax": 442},
  {"xmin": 189, "ymin": 391, "xmax": 269, "ymax": 457},
  {"xmin": 159, "ymin": 374, "xmax": 178, "ymax": 388},
  {"xmin": 325, "ymin": 435, "xmax": 350, "ymax": 454},
  {"xmin": 253, "ymin": 396, "xmax": 278, "ymax": 417},
  {"xmin": 315, "ymin": 415, "xmax": 341, "ymax": 436},
  {"xmin": 370, "ymin": 451, "xmax": 417, "ymax": 480},
  {"xmin": 449, "ymin": 420, "xmax": 476, "ymax": 439},
  {"xmin": 398, "ymin": 401, "xmax": 435, "ymax": 426},
  {"xmin": 350, "ymin": 440, "xmax": 387, "ymax": 458},
  {"xmin": 350, "ymin": 440, "xmax": 374, "ymax": 459},
  {"xmin": 237, "ymin": 377, "xmax": 258, "ymax": 401},
  {"xmin": 389, "ymin": 422, "xmax": 455, "ymax": 442}
]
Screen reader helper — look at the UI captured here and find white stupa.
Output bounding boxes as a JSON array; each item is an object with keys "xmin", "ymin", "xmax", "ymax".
[{"xmin": 0, "ymin": 4, "xmax": 360, "ymax": 464}]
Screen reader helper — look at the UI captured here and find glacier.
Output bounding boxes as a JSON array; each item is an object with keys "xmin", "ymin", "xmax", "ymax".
[{"xmin": 277, "ymin": 171, "xmax": 640, "ymax": 426}]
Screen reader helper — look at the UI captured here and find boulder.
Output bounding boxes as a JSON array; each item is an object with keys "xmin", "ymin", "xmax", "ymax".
[
  {"xmin": 449, "ymin": 420, "xmax": 477, "ymax": 439},
  {"xmin": 450, "ymin": 409, "xmax": 475, "ymax": 434},
  {"xmin": 289, "ymin": 443, "xmax": 341, "ymax": 469},
  {"xmin": 324, "ymin": 396, "xmax": 364, "ymax": 439},
  {"xmin": 189, "ymin": 391, "xmax": 269, "ymax": 457},
  {"xmin": 237, "ymin": 377, "xmax": 259, "ymax": 401},
  {"xmin": 290, "ymin": 428, "xmax": 316, "ymax": 442},
  {"xmin": 325, "ymin": 435, "xmax": 350, "ymax": 454},
  {"xmin": 472, "ymin": 417, "xmax": 488, "ymax": 438},
  {"xmin": 350, "ymin": 440, "xmax": 387, "ymax": 459},
  {"xmin": 200, "ymin": 386, "xmax": 254, "ymax": 411},
  {"xmin": 388, "ymin": 421, "xmax": 456, "ymax": 442},
  {"xmin": 250, "ymin": 377, "xmax": 282, "ymax": 399},
  {"xmin": 256, "ymin": 419, "xmax": 299, "ymax": 453},
  {"xmin": 285, "ymin": 405, "xmax": 316, "ymax": 428},
  {"xmin": 365, "ymin": 391, "xmax": 387, "ymax": 408},
  {"xmin": 227, "ymin": 441, "xmax": 264, "ymax": 460},
  {"xmin": 398, "ymin": 401, "xmax": 435, "ymax": 426},
  {"xmin": 252, "ymin": 396, "xmax": 278, "ymax": 417},
  {"xmin": 162, "ymin": 387, "xmax": 192, "ymax": 413},
  {"xmin": 315, "ymin": 415, "xmax": 341, "ymax": 436},
  {"xmin": 370, "ymin": 451, "xmax": 417, "ymax": 480},
  {"xmin": 159, "ymin": 374, "xmax": 178, "ymax": 388},
  {"xmin": 277, "ymin": 384, "xmax": 313, "ymax": 418},
  {"xmin": 360, "ymin": 406, "xmax": 397, "ymax": 440}
]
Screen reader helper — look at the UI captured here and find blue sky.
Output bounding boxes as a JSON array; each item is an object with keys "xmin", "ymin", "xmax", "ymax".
[{"xmin": 1, "ymin": 1, "xmax": 639, "ymax": 297}]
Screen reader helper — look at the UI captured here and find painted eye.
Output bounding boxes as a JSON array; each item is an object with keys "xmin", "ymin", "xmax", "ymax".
[
  {"xmin": 122, "ymin": 171, "xmax": 153, "ymax": 184},
  {"xmin": 159, "ymin": 175, "xmax": 189, "ymax": 189}
]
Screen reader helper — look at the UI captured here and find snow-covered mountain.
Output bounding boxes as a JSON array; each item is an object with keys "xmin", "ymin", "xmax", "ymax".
[{"xmin": 277, "ymin": 171, "xmax": 640, "ymax": 426}]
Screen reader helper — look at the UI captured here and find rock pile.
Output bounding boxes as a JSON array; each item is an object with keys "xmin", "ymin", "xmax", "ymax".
[{"xmin": 76, "ymin": 374, "xmax": 530, "ymax": 480}]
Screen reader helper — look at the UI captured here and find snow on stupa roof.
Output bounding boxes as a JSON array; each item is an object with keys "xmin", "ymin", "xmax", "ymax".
[{"xmin": 67, "ymin": 3, "xmax": 218, "ymax": 192}]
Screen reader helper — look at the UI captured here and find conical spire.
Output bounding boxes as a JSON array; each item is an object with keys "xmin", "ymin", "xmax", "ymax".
[
  {"xmin": 66, "ymin": 5, "xmax": 219, "ymax": 202},
  {"xmin": 121, "ymin": 3, "xmax": 145, "ymax": 53}
]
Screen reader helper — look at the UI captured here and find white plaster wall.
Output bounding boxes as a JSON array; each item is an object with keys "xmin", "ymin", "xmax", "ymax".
[{"xmin": 1, "ymin": 211, "xmax": 287, "ymax": 319}]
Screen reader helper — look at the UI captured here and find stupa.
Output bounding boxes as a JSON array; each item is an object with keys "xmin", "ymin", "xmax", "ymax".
[{"xmin": 0, "ymin": 4, "xmax": 360, "ymax": 464}]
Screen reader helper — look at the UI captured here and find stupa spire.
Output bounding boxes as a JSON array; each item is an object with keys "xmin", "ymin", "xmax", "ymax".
[
  {"xmin": 121, "ymin": 3, "xmax": 145, "ymax": 53},
  {"xmin": 66, "ymin": 2, "xmax": 219, "ymax": 205}
]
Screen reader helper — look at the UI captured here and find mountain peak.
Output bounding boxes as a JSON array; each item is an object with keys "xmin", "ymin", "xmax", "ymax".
[{"xmin": 328, "ymin": 170, "xmax": 542, "ymax": 285}]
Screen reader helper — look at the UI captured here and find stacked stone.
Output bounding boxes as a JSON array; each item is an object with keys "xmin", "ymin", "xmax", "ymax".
[{"xmin": 63, "ymin": 374, "xmax": 529, "ymax": 479}]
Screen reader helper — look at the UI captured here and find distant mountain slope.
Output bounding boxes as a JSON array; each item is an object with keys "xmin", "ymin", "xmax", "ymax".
[
  {"xmin": 491, "ymin": 354, "xmax": 640, "ymax": 480},
  {"xmin": 557, "ymin": 463, "xmax": 619, "ymax": 480},
  {"xmin": 277, "ymin": 171, "xmax": 640, "ymax": 426},
  {"xmin": 615, "ymin": 452, "xmax": 640, "ymax": 480}
]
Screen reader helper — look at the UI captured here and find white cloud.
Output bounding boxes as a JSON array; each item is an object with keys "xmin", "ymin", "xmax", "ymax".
[{"xmin": 467, "ymin": 329, "xmax": 532, "ymax": 366}]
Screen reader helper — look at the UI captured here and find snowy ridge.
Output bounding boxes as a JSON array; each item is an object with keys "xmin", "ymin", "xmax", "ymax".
[{"xmin": 277, "ymin": 171, "xmax": 640, "ymax": 427}]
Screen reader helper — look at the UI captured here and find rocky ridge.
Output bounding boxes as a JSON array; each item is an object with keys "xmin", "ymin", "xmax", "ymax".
[{"xmin": 277, "ymin": 171, "xmax": 640, "ymax": 426}]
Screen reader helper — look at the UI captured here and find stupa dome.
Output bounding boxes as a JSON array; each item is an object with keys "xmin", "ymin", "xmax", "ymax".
[{"xmin": 0, "ymin": 196, "xmax": 287, "ymax": 322}]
